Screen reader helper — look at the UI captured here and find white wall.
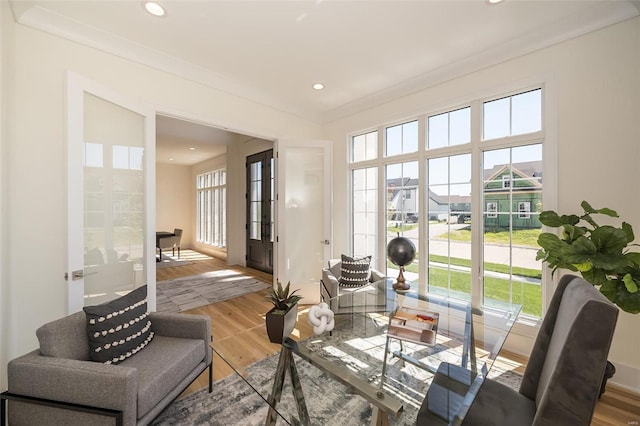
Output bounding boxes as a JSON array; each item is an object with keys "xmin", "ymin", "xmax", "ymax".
[
  {"xmin": 0, "ymin": 0, "xmax": 11, "ymax": 389},
  {"xmin": 323, "ymin": 17, "xmax": 640, "ymax": 391},
  {"xmin": 0, "ymin": 17, "xmax": 321, "ymax": 389},
  {"xmin": 156, "ymin": 163, "xmax": 192, "ymax": 249}
]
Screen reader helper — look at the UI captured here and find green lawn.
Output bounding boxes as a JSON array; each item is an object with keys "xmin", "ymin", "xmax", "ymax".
[
  {"xmin": 442, "ymin": 226, "xmax": 542, "ymax": 247},
  {"xmin": 388, "ymin": 254, "xmax": 542, "ymax": 317}
]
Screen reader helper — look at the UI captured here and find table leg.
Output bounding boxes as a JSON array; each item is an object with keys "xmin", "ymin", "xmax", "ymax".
[
  {"xmin": 287, "ymin": 353, "xmax": 310, "ymax": 425},
  {"xmin": 265, "ymin": 348, "xmax": 290, "ymax": 426},
  {"xmin": 371, "ymin": 406, "xmax": 390, "ymax": 426}
]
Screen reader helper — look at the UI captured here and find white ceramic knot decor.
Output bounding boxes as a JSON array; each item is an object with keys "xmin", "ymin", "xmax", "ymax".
[{"xmin": 307, "ymin": 302, "xmax": 335, "ymax": 335}]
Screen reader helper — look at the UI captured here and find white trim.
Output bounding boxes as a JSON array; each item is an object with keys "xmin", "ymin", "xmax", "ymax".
[
  {"xmin": 11, "ymin": 3, "xmax": 637, "ymax": 125},
  {"xmin": 15, "ymin": 6, "xmax": 322, "ymax": 124}
]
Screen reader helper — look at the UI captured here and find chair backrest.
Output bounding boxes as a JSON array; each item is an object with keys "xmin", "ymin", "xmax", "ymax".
[
  {"xmin": 519, "ymin": 275, "xmax": 618, "ymax": 425},
  {"xmin": 173, "ymin": 228, "xmax": 183, "ymax": 244}
]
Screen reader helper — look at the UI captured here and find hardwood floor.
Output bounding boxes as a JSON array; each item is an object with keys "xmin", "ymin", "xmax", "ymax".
[{"xmin": 157, "ymin": 251, "xmax": 640, "ymax": 425}]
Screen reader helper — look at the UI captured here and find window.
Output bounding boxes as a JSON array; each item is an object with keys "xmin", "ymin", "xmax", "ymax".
[
  {"xmin": 352, "ymin": 166, "xmax": 378, "ymax": 261},
  {"xmin": 518, "ymin": 201, "xmax": 531, "ymax": 219},
  {"xmin": 349, "ymin": 87, "xmax": 545, "ymax": 319},
  {"xmin": 196, "ymin": 169, "xmax": 226, "ymax": 247},
  {"xmin": 428, "ymin": 107, "xmax": 471, "ymax": 149},
  {"xmin": 386, "ymin": 120, "xmax": 418, "ymax": 157},
  {"xmin": 487, "ymin": 202, "xmax": 498, "ymax": 218},
  {"xmin": 352, "ymin": 130, "xmax": 378, "ymax": 162}
]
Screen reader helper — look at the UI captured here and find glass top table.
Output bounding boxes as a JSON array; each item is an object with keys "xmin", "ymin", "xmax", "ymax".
[{"xmin": 211, "ymin": 279, "xmax": 521, "ymax": 425}]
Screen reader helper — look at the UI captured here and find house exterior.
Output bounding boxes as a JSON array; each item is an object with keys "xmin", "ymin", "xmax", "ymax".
[{"xmin": 483, "ymin": 161, "xmax": 543, "ymax": 230}]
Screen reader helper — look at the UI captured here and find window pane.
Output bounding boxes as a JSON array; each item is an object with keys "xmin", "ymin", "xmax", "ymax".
[
  {"xmin": 427, "ymin": 154, "xmax": 471, "ymax": 301},
  {"xmin": 484, "ymin": 89, "xmax": 542, "ymax": 140},
  {"xmin": 386, "ymin": 161, "xmax": 418, "ymax": 280},
  {"xmin": 352, "ymin": 167, "xmax": 378, "ymax": 261},
  {"xmin": 512, "ymin": 89, "xmax": 542, "ymax": 135},
  {"xmin": 428, "ymin": 113, "xmax": 448, "ymax": 149},
  {"xmin": 483, "ymin": 97, "xmax": 510, "ymax": 140},
  {"xmin": 483, "ymin": 144, "xmax": 542, "ymax": 317},
  {"xmin": 352, "ymin": 130, "xmax": 378, "ymax": 163},
  {"xmin": 449, "ymin": 107, "xmax": 471, "ymax": 146},
  {"xmin": 386, "ymin": 121, "xmax": 418, "ymax": 157}
]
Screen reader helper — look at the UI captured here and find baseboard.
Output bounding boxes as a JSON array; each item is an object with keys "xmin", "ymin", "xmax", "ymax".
[{"xmin": 608, "ymin": 360, "xmax": 640, "ymax": 395}]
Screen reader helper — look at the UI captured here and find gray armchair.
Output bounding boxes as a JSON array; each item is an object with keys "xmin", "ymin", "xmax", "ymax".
[
  {"xmin": 417, "ymin": 274, "xmax": 619, "ymax": 425},
  {"xmin": 321, "ymin": 257, "xmax": 387, "ymax": 311},
  {"xmin": 3, "ymin": 310, "xmax": 211, "ymax": 426}
]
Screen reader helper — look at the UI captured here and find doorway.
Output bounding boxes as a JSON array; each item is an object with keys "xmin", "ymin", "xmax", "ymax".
[{"xmin": 246, "ymin": 149, "xmax": 274, "ymax": 274}]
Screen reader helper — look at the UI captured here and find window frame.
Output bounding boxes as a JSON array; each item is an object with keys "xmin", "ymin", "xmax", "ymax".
[{"xmin": 348, "ymin": 81, "xmax": 556, "ymax": 322}]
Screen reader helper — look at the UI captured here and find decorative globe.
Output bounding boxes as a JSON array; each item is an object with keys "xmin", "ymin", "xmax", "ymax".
[{"xmin": 387, "ymin": 236, "xmax": 416, "ymax": 267}]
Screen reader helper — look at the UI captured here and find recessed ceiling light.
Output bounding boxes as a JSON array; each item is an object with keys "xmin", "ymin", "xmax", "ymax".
[
  {"xmin": 312, "ymin": 83, "xmax": 325, "ymax": 90},
  {"xmin": 189, "ymin": 147, "xmax": 196, "ymax": 151},
  {"xmin": 168, "ymin": 157, "xmax": 174, "ymax": 161},
  {"xmin": 144, "ymin": 1, "xmax": 166, "ymax": 17},
  {"xmin": 487, "ymin": 0, "xmax": 504, "ymax": 4}
]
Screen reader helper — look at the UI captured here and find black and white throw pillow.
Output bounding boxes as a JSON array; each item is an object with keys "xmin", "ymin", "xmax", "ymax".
[
  {"xmin": 84, "ymin": 285, "xmax": 154, "ymax": 365},
  {"xmin": 339, "ymin": 254, "xmax": 372, "ymax": 287}
]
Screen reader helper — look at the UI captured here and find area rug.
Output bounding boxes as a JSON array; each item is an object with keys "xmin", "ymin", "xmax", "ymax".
[
  {"xmin": 156, "ymin": 253, "xmax": 195, "ymax": 269},
  {"xmin": 152, "ymin": 320, "xmax": 522, "ymax": 425},
  {"xmin": 156, "ymin": 270, "xmax": 271, "ymax": 313}
]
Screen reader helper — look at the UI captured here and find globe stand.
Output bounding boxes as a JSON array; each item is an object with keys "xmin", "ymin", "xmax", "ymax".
[{"xmin": 392, "ymin": 266, "xmax": 411, "ymax": 292}]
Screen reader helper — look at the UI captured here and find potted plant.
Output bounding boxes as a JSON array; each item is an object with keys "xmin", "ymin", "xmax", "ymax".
[
  {"xmin": 536, "ymin": 200, "xmax": 640, "ymax": 396},
  {"xmin": 536, "ymin": 200, "xmax": 640, "ymax": 314},
  {"xmin": 265, "ymin": 280, "xmax": 302, "ymax": 344}
]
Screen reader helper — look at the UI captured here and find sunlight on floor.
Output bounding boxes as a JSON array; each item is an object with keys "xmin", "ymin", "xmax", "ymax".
[{"xmin": 165, "ymin": 249, "xmax": 213, "ymax": 261}]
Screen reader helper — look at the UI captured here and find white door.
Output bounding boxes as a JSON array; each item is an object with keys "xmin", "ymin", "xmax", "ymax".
[
  {"xmin": 275, "ymin": 140, "xmax": 332, "ymax": 304},
  {"xmin": 67, "ymin": 72, "xmax": 156, "ymax": 313}
]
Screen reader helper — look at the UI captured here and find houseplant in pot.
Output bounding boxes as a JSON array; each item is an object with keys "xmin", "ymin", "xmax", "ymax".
[
  {"xmin": 265, "ymin": 280, "xmax": 302, "ymax": 344},
  {"xmin": 536, "ymin": 200, "xmax": 640, "ymax": 395},
  {"xmin": 536, "ymin": 200, "xmax": 640, "ymax": 314}
]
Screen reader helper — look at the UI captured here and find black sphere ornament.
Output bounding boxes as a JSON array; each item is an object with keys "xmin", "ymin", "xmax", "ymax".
[{"xmin": 387, "ymin": 234, "xmax": 416, "ymax": 292}]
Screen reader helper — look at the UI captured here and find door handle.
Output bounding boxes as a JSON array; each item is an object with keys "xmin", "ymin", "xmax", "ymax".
[
  {"xmin": 64, "ymin": 269, "xmax": 98, "ymax": 281},
  {"xmin": 320, "ymin": 240, "xmax": 330, "ymax": 245}
]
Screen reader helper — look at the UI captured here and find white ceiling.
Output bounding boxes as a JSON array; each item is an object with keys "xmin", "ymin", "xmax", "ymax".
[{"xmin": 9, "ymin": 0, "xmax": 640, "ymax": 164}]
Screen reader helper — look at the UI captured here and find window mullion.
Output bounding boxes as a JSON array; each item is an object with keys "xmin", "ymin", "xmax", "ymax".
[{"xmin": 470, "ymin": 99, "xmax": 483, "ymax": 309}]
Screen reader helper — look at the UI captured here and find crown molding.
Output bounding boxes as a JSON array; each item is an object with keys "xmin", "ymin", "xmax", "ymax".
[
  {"xmin": 321, "ymin": 1, "xmax": 639, "ymax": 124},
  {"xmin": 10, "ymin": 2, "xmax": 639, "ymax": 126},
  {"xmin": 13, "ymin": 5, "xmax": 324, "ymax": 124}
]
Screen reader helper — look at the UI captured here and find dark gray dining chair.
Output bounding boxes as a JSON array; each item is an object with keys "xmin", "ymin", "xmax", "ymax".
[
  {"xmin": 157, "ymin": 228, "xmax": 183, "ymax": 260},
  {"xmin": 417, "ymin": 274, "xmax": 619, "ymax": 425}
]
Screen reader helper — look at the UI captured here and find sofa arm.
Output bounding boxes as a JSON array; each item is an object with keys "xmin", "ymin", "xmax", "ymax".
[
  {"xmin": 150, "ymin": 312, "xmax": 212, "ymax": 365},
  {"xmin": 370, "ymin": 268, "xmax": 386, "ymax": 283},
  {"xmin": 322, "ymin": 268, "xmax": 339, "ymax": 299},
  {"xmin": 8, "ymin": 350, "xmax": 137, "ymax": 425}
]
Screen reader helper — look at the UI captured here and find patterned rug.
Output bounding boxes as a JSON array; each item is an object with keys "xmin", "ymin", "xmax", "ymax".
[
  {"xmin": 152, "ymin": 319, "xmax": 522, "ymax": 425},
  {"xmin": 156, "ymin": 270, "xmax": 271, "ymax": 313}
]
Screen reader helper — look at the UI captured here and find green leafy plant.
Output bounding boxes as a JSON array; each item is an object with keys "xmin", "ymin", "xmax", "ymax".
[
  {"xmin": 536, "ymin": 200, "xmax": 640, "ymax": 314},
  {"xmin": 267, "ymin": 280, "xmax": 302, "ymax": 313}
]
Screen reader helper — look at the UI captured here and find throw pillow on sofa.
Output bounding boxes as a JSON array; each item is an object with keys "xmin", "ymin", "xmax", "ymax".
[
  {"xmin": 339, "ymin": 254, "xmax": 372, "ymax": 287},
  {"xmin": 83, "ymin": 285, "xmax": 154, "ymax": 364}
]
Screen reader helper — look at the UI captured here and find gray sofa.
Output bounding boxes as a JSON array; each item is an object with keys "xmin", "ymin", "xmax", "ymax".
[{"xmin": 4, "ymin": 311, "xmax": 212, "ymax": 426}]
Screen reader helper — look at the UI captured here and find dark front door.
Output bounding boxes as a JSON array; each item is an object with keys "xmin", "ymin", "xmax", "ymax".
[{"xmin": 246, "ymin": 149, "xmax": 274, "ymax": 274}]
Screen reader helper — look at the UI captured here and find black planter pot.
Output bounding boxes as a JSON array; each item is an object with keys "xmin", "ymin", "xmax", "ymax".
[
  {"xmin": 265, "ymin": 304, "xmax": 298, "ymax": 344},
  {"xmin": 599, "ymin": 360, "xmax": 616, "ymax": 399}
]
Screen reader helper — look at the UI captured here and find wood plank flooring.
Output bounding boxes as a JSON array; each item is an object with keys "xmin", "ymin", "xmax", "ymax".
[{"xmin": 156, "ymin": 250, "xmax": 640, "ymax": 425}]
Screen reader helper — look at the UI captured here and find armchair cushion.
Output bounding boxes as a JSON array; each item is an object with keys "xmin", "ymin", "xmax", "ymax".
[
  {"xmin": 339, "ymin": 254, "xmax": 372, "ymax": 287},
  {"xmin": 83, "ymin": 285, "xmax": 154, "ymax": 365}
]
